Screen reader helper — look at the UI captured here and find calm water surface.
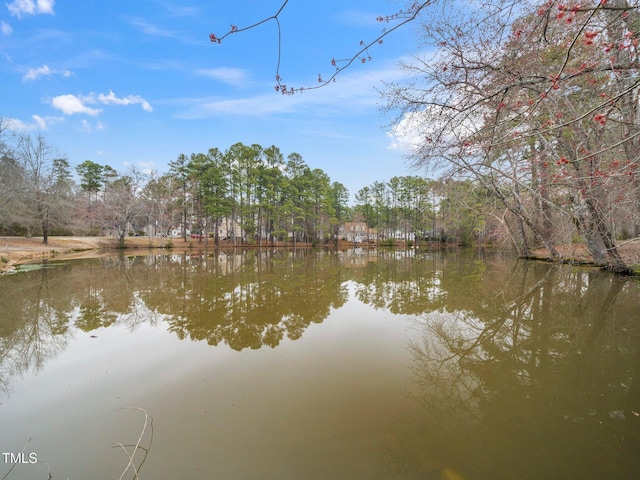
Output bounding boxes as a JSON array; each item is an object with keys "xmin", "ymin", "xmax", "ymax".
[{"xmin": 0, "ymin": 249, "xmax": 639, "ymax": 479}]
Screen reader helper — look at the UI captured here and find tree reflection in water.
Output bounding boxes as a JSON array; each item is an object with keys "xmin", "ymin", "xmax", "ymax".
[
  {"xmin": 389, "ymin": 260, "xmax": 640, "ymax": 479},
  {"xmin": 0, "ymin": 266, "xmax": 72, "ymax": 396},
  {"xmin": 1, "ymin": 249, "xmax": 639, "ymax": 479},
  {"xmin": 156, "ymin": 250, "xmax": 349, "ymax": 349},
  {"xmin": 0, "ymin": 250, "xmax": 351, "ymax": 395}
]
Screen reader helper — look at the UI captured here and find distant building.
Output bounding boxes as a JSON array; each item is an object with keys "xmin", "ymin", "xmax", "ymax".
[
  {"xmin": 340, "ymin": 222, "xmax": 377, "ymax": 243},
  {"xmin": 169, "ymin": 216, "xmax": 243, "ymax": 240}
]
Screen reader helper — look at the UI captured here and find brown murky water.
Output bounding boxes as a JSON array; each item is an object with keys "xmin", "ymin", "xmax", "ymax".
[{"xmin": 1, "ymin": 249, "xmax": 639, "ymax": 479}]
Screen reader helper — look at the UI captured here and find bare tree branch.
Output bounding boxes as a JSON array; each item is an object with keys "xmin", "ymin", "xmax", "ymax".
[{"xmin": 209, "ymin": 1, "xmax": 434, "ymax": 94}]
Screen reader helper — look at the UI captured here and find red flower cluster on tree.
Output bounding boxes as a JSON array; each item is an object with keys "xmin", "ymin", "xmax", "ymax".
[
  {"xmin": 583, "ymin": 30, "xmax": 599, "ymax": 45},
  {"xmin": 593, "ymin": 114, "xmax": 607, "ymax": 125}
]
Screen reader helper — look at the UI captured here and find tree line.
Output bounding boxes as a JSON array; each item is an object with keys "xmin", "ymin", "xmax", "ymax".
[
  {"xmin": 0, "ymin": 121, "xmax": 596, "ymax": 254},
  {"xmin": 354, "ymin": 177, "xmax": 500, "ymax": 246},
  {"xmin": 164, "ymin": 143, "xmax": 350, "ymax": 246},
  {"xmin": 1, "ymin": 122, "xmax": 492, "ymax": 249},
  {"xmin": 0, "ymin": 131, "xmax": 355, "ymax": 247}
]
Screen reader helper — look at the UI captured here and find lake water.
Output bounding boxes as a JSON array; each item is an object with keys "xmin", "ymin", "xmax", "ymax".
[{"xmin": 1, "ymin": 248, "xmax": 639, "ymax": 479}]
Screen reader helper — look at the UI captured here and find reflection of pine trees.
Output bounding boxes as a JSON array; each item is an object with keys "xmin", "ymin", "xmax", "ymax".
[
  {"xmin": 2, "ymin": 245, "xmax": 639, "ymax": 480},
  {"xmin": 0, "ymin": 251, "xmax": 352, "ymax": 394},
  {"xmin": 158, "ymin": 250, "xmax": 349, "ymax": 350},
  {"xmin": 352, "ymin": 249, "xmax": 471, "ymax": 314}
]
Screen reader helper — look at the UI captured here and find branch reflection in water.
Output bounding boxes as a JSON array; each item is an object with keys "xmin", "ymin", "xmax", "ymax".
[
  {"xmin": 394, "ymin": 261, "xmax": 640, "ymax": 479},
  {"xmin": 1, "ymin": 249, "xmax": 639, "ymax": 479}
]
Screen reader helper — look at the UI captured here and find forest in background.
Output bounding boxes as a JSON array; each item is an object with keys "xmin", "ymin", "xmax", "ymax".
[{"xmin": 0, "ymin": 132, "xmax": 493, "ymax": 249}]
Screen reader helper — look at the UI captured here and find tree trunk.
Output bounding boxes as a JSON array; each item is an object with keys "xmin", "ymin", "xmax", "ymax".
[{"xmin": 42, "ymin": 220, "xmax": 49, "ymax": 244}]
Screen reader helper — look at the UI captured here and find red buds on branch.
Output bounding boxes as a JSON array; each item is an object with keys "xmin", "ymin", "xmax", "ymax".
[{"xmin": 208, "ymin": 1, "xmax": 432, "ymax": 94}]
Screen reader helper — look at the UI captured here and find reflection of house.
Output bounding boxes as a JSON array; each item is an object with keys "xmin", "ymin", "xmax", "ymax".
[
  {"xmin": 340, "ymin": 248, "xmax": 379, "ymax": 267},
  {"xmin": 340, "ymin": 222, "xmax": 378, "ymax": 243}
]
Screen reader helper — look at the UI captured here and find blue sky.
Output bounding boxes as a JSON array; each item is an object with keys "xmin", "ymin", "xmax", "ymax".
[{"xmin": 0, "ymin": 0, "xmax": 424, "ymax": 200}]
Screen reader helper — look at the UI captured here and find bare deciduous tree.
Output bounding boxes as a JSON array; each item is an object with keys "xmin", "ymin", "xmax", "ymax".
[
  {"xmin": 384, "ymin": 0, "xmax": 640, "ymax": 273},
  {"xmin": 12, "ymin": 134, "xmax": 73, "ymax": 243}
]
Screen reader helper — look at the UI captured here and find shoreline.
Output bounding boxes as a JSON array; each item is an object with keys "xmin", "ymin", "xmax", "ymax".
[
  {"xmin": 0, "ymin": 236, "xmax": 320, "ymax": 273},
  {"xmin": 2, "ymin": 236, "xmax": 639, "ymax": 274}
]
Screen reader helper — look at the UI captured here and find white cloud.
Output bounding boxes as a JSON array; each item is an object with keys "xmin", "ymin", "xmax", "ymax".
[
  {"xmin": 32, "ymin": 113, "xmax": 63, "ymax": 130},
  {"xmin": 4, "ymin": 114, "xmax": 62, "ymax": 131},
  {"xmin": 51, "ymin": 91, "xmax": 152, "ymax": 115},
  {"xmin": 1, "ymin": 21, "xmax": 12, "ymax": 35},
  {"xmin": 386, "ymin": 100, "xmax": 481, "ymax": 154},
  {"xmin": 6, "ymin": 0, "xmax": 55, "ymax": 18},
  {"xmin": 334, "ymin": 9, "xmax": 379, "ymax": 28},
  {"xmin": 24, "ymin": 64, "xmax": 51, "ymax": 80},
  {"xmin": 178, "ymin": 61, "xmax": 408, "ymax": 119},
  {"xmin": 176, "ymin": 94, "xmax": 298, "ymax": 118},
  {"xmin": 387, "ymin": 112, "xmax": 425, "ymax": 152},
  {"xmin": 4, "ymin": 117, "xmax": 31, "ymax": 130},
  {"xmin": 130, "ymin": 160, "xmax": 155, "ymax": 176},
  {"xmin": 51, "ymin": 94, "xmax": 101, "ymax": 116},
  {"xmin": 23, "ymin": 64, "xmax": 72, "ymax": 81},
  {"xmin": 80, "ymin": 119, "xmax": 104, "ymax": 133},
  {"xmin": 195, "ymin": 67, "xmax": 247, "ymax": 85},
  {"xmin": 32, "ymin": 114, "xmax": 46, "ymax": 129},
  {"xmin": 37, "ymin": 0, "xmax": 54, "ymax": 13},
  {"xmin": 163, "ymin": 4, "xmax": 199, "ymax": 17},
  {"xmin": 96, "ymin": 90, "xmax": 153, "ymax": 112},
  {"xmin": 129, "ymin": 18, "xmax": 176, "ymax": 37}
]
